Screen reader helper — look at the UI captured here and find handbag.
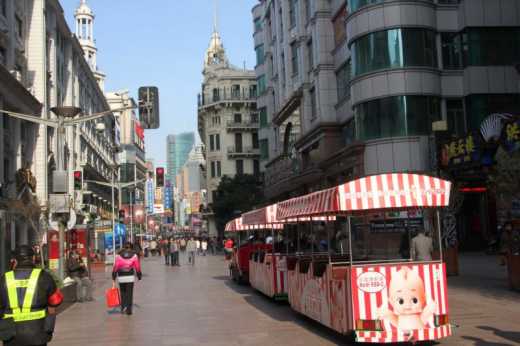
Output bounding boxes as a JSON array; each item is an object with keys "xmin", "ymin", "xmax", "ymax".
[
  {"xmin": 105, "ymin": 286, "xmax": 120, "ymax": 308},
  {"xmin": 0, "ymin": 317, "xmax": 16, "ymax": 341}
]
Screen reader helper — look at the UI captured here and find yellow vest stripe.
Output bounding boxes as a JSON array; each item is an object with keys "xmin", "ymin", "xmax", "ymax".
[{"xmin": 4, "ymin": 269, "xmax": 46, "ymax": 322}]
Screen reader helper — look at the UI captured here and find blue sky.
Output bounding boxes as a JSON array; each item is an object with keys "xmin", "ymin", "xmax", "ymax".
[{"xmin": 62, "ymin": 0, "xmax": 257, "ymax": 167}]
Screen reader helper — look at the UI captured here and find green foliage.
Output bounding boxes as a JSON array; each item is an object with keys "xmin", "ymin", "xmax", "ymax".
[
  {"xmin": 46, "ymin": 268, "xmax": 64, "ymax": 289},
  {"xmin": 212, "ymin": 175, "xmax": 264, "ymax": 234}
]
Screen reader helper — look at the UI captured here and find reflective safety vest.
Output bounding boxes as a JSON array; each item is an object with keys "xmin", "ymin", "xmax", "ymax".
[{"xmin": 4, "ymin": 269, "xmax": 46, "ymax": 322}]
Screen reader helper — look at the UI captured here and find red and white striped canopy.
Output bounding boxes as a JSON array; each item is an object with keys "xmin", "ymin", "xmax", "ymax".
[
  {"xmin": 242, "ymin": 204, "xmax": 281, "ymax": 226},
  {"xmin": 276, "ymin": 173, "xmax": 452, "ymax": 220},
  {"xmin": 224, "ymin": 217, "xmax": 247, "ymax": 232}
]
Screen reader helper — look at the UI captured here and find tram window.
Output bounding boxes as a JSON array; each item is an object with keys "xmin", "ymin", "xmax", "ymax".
[
  {"xmin": 284, "ymin": 224, "xmax": 298, "ymax": 254},
  {"xmin": 331, "ymin": 218, "xmax": 350, "ymax": 256},
  {"xmin": 313, "ymin": 222, "xmax": 329, "ymax": 254}
]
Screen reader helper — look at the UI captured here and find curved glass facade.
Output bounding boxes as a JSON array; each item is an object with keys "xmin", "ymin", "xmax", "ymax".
[
  {"xmin": 351, "ymin": 28, "xmax": 437, "ymax": 76},
  {"xmin": 355, "ymin": 96, "xmax": 440, "ymax": 140},
  {"xmin": 349, "ymin": 0, "xmax": 433, "ymax": 13}
]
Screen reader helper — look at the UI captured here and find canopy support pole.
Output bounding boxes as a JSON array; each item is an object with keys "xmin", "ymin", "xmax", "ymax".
[
  {"xmin": 327, "ymin": 220, "xmax": 332, "ymax": 264},
  {"xmin": 436, "ymin": 210, "xmax": 443, "ymax": 262},
  {"xmin": 348, "ymin": 216, "xmax": 353, "ymax": 266}
]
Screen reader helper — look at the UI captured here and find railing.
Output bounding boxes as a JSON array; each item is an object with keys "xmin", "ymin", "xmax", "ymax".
[
  {"xmin": 198, "ymin": 88, "xmax": 257, "ymax": 107},
  {"xmin": 227, "ymin": 146, "xmax": 260, "ymax": 156},
  {"xmin": 226, "ymin": 120, "xmax": 260, "ymax": 128}
]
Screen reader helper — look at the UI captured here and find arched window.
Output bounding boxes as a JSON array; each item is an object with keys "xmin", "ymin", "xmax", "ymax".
[{"xmin": 283, "ymin": 122, "xmax": 293, "ymax": 154}]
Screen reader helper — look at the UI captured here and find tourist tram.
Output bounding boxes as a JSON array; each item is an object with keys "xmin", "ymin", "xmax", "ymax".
[{"xmin": 227, "ymin": 173, "xmax": 453, "ymax": 343}]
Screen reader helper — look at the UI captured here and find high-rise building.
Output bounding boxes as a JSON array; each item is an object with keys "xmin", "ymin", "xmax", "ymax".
[
  {"xmin": 253, "ymin": 0, "xmax": 520, "ymax": 250},
  {"xmin": 166, "ymin": 132, "xmax": 195, "ymax": 185}
]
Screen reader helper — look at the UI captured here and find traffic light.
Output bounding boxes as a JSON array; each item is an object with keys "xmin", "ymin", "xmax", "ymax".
[
  {"xmin": 73, "ymin": 171, "xmax": 82, "ymax": 190},
  {"xmin": 118, "ymin": 209, "xmax": 125, "ymax": 221},
  {"xmin": 138, "ymin": 86, "xmax": 160, "ymax": 129},
  {"xmin": 156, "ymin": 167, "xmax": 165, "ymax": 187}
]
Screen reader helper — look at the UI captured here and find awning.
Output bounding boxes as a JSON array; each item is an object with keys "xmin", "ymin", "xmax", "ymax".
[
  {"xmin": 242, "ymin": 203, "xmax": 281, "ymax": 225},
  {"xmin": 276, "ymin": 173, "xmax": 452, "ymax": 220},
  {"xmin": 224, "ymin": 217, "xmax": 247, "ymax": 232}
]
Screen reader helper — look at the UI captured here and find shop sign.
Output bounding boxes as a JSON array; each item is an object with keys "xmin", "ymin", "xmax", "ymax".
[
  {"xmin": 501, "ymin": 119, "xmax": 520, "ymax": 154},
  {"xmin": 146, "ymin": 178, "xmax": 154, "ymax": 214},
  {"xmin": 164, "ymin": 181, "xmax": 173, "ymax": 212},
  {"xmin": 442, "ymin": 133, "xmax": 481, "ymax": 166}
]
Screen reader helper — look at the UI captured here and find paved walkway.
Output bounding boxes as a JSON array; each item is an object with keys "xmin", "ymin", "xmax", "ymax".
[{"xmin": 50, "ymin": 253, "xmax": 520, "ymax": 346}]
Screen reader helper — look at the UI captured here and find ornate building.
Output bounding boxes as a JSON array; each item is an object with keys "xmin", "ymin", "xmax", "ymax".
[{"xmin": 197, "ymin": 23, "xmax": 259, "ymax": 237}]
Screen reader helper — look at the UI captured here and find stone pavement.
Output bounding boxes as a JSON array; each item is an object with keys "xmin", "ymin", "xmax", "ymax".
[{"xmin": 50, "ymin": 253, "xmax": 520, "ymax": 346}]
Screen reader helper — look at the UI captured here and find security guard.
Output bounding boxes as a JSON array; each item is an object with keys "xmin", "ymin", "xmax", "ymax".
[{"xmin": 0, "ymin": 246, "xmax": 63, "ymax": 346}]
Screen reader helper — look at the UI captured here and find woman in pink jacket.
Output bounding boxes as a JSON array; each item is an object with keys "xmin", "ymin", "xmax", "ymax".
[{"xmin": 112, "ymin": 242, "xmax": 142, "ymax": 315}]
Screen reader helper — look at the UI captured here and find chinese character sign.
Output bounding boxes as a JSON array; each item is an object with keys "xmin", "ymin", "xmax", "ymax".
[
  {"xmin": 502, "ymin": 120, "xmax": 520, "ymax": 154},
  {"xmin": 442, "ymin": 133, "xmax": 481, "ymax": 167},
  {"xmin": 146, "ymin": 178, "xmax": 154, "ymax": 214},
  {"xmin": 164, "ymin": 181, "xmax": 173, "ymax": 212}
]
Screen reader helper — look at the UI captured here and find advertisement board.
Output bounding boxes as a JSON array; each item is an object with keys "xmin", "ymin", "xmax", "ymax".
[
  {"xmin": 146, "ymin": 178, "xmax": 154, "ymax": 214},
  {"xmin": 164, "ymin": 181, "xmax": 173, "ymax": 212},
  {"xmin": 104, "ymin": 232, "xmax": 114, "ymax": 264},
  {"xmin": 48, "ymin": 230, "xmax": 60, "ymax": 270},
  {"xmin": 154, "ymin": 187, "xmax": 164, "ymax": 214}
]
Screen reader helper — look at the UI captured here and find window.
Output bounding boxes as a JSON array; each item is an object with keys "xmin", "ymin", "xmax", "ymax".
[
  {"xmin": 289, "ymin": 0, "xmax": 297, "ymax": 28},
  {"xmin": 465, "ymin": 94, "xmax": 520, "ymax": 131},
  {"xmin": 259, "ymin": 108, "xmax": 268, "ymax": 128},
  {"xmin": 209, "ymin": 135, "xmax": 215, "ymax": 151},
  {"xmin": 253, "ymin": 160, "xmax": 261, "ymax": 176},
  {"xmin": 463, "ymin": 28, "xmax": 520, "ymax": 67},
  {"xmin": 235, "ymin": 133, "xmax": 243, "ymax": 152},
  {"xmin": 254, "ymin": 17, "xmax": 262, "ymax": 32},
  {"xmin": 252, "ymin": 132, "xmax": 259, "ymax": 149},
  {"xmin": 307, "ymin": 40, "xmax": 314, "ymax": 73},
  {"xmin": 210, "ymin": 161, "xmax": 216, "ymax": 178},
  {"xmin": 342, "ymin": 119, "xmax": 356, "ymax": 146},
  {"xmin": 305, "ymin": 0, "xmax": 311, "ymax": 24},
  {"xmin": 15, "ymin": 15, "xmax": 23, "ymax": 39},
  {"xmin": 249, "ymin": 85, "xmax": 257, "ymax": 98},
  {"xmin": 0, "ymin": 46, "xmax": 6, "ymax": 66},
  {"xmin": 255, "ymin": 44, "xmax": 265, "ymax": 66},
  {"xmin": 336, "ymin": 60, "xmax": 351, "ymax": 101},
  {"xmin": 446, "ymin": 99, "xmax": 465, "ymax": 136},
  {"xmin": 441, "ymin": 32, "xmax": 463, "ymax": 70},
  {"xmin": 355, "ymin": 96, "xmax": 441, "ymax": 140},
  {"xmin": 310, "ymin": 88, "xmax": 317, "ymax": 120},
  {"xmin": 216, "ymin": 161, "xmax": 222, "ymax": 177},
  {"xmin": 291, "ymin": 43, "xmax": 299, "ymax": 76},
  {"xmin": 236, "ymin": 160, "xmax": 244, "ymax": 175},
  {"xmin": 281, "ymin": 52, "xmax": 286, "ymax": 85},
  {"xmin": 257, "ymin": 75, "xmax": 267, "ymax": 94},
  {"xmin": 351, "ymin": 28, "xmax": 437, "ymax": 76},
  {"xmin": 279, "ymin": 7, "xmax": 284, "ymax": 42},
  {"xmin": 260, "ymin": 139, "xmax": 269, "ymax": 160},
  {"xmin": 212, "ymin": 88, "xmax": 220, "ymax": 102},
  {"xmin": 234, "ymin": 113, "xmax": 242, "ymax": 123},
  {"xmin": 1, "ymin": 0, "xmax": 6, "ymax": 18},
  {"xmin": 231, "ymin": 85, "xmax": 241, "ymax": 99},
  {"xmin": 216, "ymin": 134, "xmax": 221, "ymax": 151},
  {"xmin": 332, "ymin": 6, "xmax": 347, "ymax": 47},
  {"xmin": 251, "ymin": 113, "xmax": 259, "ymax": 123}
]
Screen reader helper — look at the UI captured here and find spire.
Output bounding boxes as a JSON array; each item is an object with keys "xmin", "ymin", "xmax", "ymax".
[{"xmin": 213, "ymin": 0, "xmax": 219, "ymax": 33}]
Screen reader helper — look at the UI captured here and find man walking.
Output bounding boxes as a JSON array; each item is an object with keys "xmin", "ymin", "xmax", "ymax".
[
  {"xmin": 170, "ymin": 239, "xmax": 180, "ymax": 266},
  {"xmin": 0, "ymin": 245, "xmax": 63, "ymax": 346},
  {"xmin": 187, "ymin": 237, "xmax": 197, "ymax": 265},
  {"xmin": 163, "ymin": 239, "xmax": 171, "ymax": 265}
]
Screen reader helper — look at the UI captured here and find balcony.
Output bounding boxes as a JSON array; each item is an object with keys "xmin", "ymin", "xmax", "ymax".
[
  {"xmin": 227, "ymin": 146, "xmax": 260, "ymax": 158},
  {"xmin": 226, "ymin": 119, "xmax": 259, "ymax": 132},
  {"xmin": 198, "ymin": 88, "xmax": 257, "ymax": 108}
]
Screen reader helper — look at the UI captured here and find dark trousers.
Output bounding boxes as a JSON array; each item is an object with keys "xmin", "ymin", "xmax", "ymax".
[
  {"xmin": 170, "ymin": 252, "xmax": 179, "ymax": 266},
  {"xmin": 164, "ymin": 253, "xmax": 170, "ymax": 265},
  {"xmin": 119, "ymin": 282, "xmax": 134, "ymax": 313}
]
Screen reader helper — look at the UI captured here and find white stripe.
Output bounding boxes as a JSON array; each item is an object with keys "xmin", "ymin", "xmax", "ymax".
[
  {"xmin": 424, "ymin": 176, "xmax": 433, "ymax": 207},
  {"xmin": 403, "ymin": 174, "xmax": 413, "ymax": 207},
  {"xmin": 356, "ymin": 267, "xmax": 366, "ymax": 320},
  {"xmin": 378, "ymin": 266, "xmax": 393, "ymax": 341},
  {"xmin": 433, "ymin": 177, "xmax": 441, "ymax": 207},
  {"xmin": 444, "ymin": 181, "xmax": 452, "ymax": 207},
  {"xmin": 381, "ymin": 174, "xmax": 391, "ymax": 208},
  {"xmin": 438, "ymin": 263, "xmax": 447, "ymax": 314},
  {"xmin": 413, "ymin": 174, "xmax": 424, "ymax": 207},
  {"xmin": 349, "ymin": 180, "xmax": 358, "ymax": 210},
  {"xmin": 423, "ymin": 264, "xmax": 434, "ymax": 327},
  {"xmin": 392, "ymin": 174, "xmax": 402, "ymax": 208},
  {"xmin": 371, "ymin": 175, "xmax": 380, "ymax": 209},
  {"xmin": 418, "ymin": 328, "xmax": 425, "ymax": 342},
  {"xmin": 338, "ymin": 184, "xmax": 346, "ymax": 211},
  {"xmin": 360, "ymin": 178, "xmax": 369, "ymax": 210}
]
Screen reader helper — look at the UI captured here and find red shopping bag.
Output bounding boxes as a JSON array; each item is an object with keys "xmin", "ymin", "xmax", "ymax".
[{"xmin": 105, "ymin": 287, "xmax": 120, "ymax": 308}]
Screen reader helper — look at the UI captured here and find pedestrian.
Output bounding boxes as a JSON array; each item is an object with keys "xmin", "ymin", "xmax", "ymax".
[
  {"xmin": 187, "ymin": 237, "xmax": 197, "ymax": 265},
  {"xmin": 196, "ymin": 238, "xmax": 201, "ymax": 255},
  {"xmin": 0, "ymin": 245, "xmax": 63, "ymax": 346},
  {"xmin": 224, "ymin": 237, "xmax": 234, "ymax": 260},
  {"xmin": 66, "ymin": 251, "xmax": 93, "ymax": 302},
  {"xmin": 201, "ymin": 239, "xmax": 208, "ymax": 256},
  {"xmin": 163, "ymin": 239, "xmax": 171, "ymax": 265},
  {"xmin": 112, "ymin": 242, "xmax": 142, "ymax": 315},
  {"xmin": 410, "ymin": 229, "xmax": 433, "ymax": 261},
  {"xmin": 170, "ymin": 239, "xmax": 180, "ymax": 266},
  {"xmin": 150, "ymin": 239, "xmax": 158, "ymax": 256}
]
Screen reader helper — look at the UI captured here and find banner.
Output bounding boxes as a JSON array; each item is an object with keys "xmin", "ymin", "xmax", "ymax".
[
  {"xmin": 146, "ymin": 178, "xmax": 154, "ymax": 214},
  {"xmin": 154, "ymin": 187, "xmax": 164, "ymax": 214},
  {"xmin": 164, "ymin": 181, "xmax": 173, "ymax": 212},
  {"xmin": 48, "ymin": 231, "xmax": 59, "ymax": 270},
  {"xmin": 104, "ymin": 232, "xmax": 114, "ymax": 264}
]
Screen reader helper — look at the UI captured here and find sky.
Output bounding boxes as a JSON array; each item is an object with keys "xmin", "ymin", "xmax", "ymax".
[{"xmin": 61, "ymin": 0, "xmax": 257, "ymax": 167}]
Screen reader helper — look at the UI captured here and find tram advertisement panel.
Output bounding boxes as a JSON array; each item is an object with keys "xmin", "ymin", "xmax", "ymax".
[{"xmin": 351, "ymin": 263, "xmax": 452, "ymax": 343}]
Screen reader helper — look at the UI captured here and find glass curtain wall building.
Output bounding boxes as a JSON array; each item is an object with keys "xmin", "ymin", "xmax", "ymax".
[{"xmin": 166, "ymin": 133, "xmax": 195, "ymax": 186}]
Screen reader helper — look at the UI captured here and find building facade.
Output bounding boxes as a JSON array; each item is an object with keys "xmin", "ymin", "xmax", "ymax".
[
  {"xmin": 253, "ymin": 0, "xmax": 520, "ymax": 250},
  {"xmin": 166, "ymin": 132, "xmax": 195, "ymax": 185}
]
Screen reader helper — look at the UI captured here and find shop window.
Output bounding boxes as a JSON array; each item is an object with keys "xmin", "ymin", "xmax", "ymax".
[
  {"xmin": 212, "ymin": 88, "xmax": 220, "ymax": 102},
  {"xmin": 463, "ymin": 28, "xmax": 520, "ymax": 67},
  {"xmin": 355, "ymin": 96, "xmax": 441, "ymax": 140},
  {"xmin": 251, "ymin": 113, "xmax": 259, "ymax": 124},
  {"xmin": 209, "ymin": 135, "xmax": 215, "ymax": 151},
  {"xmin": 351, "ymin": 28, "xmax": 437, "ymax": 76},
  {"xmin": 231, "ymin": 85, "xmax": 241, "ymax": 99},
  {"xmin": 446, "ymin": 99, "xmax": 465, "ymax": 136},
  {"xmin": 216, "ymin": 161, "xmax": 222, "ymax": 177},
  {"xmin": 254, "ymin": 17, "xmax": 262, "ymax": 32},
  {"xmin": 216, "ymin": 134, "xmax": 221, "ymax": 151},
  {"xmin": 441, "ymin": 32, "xmax": 463, "ymax": 70},
  {"xmin": 234, "ymin": 113, "xmax": 242, "ymax": 124},
  {"xmin": 210, "ymin": 161, "xmax": 216, "ymax": 178},
  {"xmin": 307, "ymin": 40, "xmax": 314, "ymax": 73}
]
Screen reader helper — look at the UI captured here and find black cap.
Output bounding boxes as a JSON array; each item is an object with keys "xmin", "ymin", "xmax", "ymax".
[{"xmin": 14, "ymin": 245, "xmax": 35, "ymax": 260}]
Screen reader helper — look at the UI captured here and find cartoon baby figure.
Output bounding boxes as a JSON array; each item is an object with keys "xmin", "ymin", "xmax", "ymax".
[{"xmin": 378, "ymin": 267, "xmax": 436, "ymax": 333}]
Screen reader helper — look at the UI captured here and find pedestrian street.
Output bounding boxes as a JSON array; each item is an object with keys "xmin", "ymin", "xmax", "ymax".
[{"xmin": 51, "ymin": 254, "xmax": 520, "ymax": 346}]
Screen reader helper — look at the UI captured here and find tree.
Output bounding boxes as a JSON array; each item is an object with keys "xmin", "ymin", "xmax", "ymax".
[{"xmin": 212, "ymin": 175, "xmax": 264, "ymax": 236}]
